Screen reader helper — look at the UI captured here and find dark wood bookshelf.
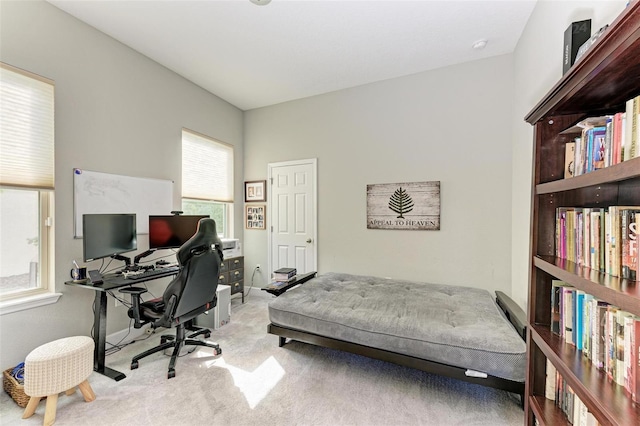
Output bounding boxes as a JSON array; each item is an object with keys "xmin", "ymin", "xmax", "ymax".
[{"xmin": 524, "ymin": 2, "xmax": 640, "ymax": 425}]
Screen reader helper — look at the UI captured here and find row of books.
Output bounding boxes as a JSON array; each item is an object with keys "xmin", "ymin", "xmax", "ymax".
[
  {"xmin": 564, "ymin": 95, "xmax": 640, "ymax": 178},
  {"xmin": 551, "ymin": 281, "xmax": 640, "ymax": 402},
  {"xmin": 556, "ymin": 206, "xmax": 640, "ymax": 281},
  {"xmin": 544, "ymin": 360, "xmax": 600, "ymax": 426}
]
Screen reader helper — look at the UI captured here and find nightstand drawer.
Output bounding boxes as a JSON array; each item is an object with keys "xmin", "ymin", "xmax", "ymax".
[
  {"xmin": 230, "ymin": 280, "xmax": 243, "ymax": 295},
  {"xmin": 229, "ymin": 268, "xmax": 243, "ymax": 282},
  {"xmin": 227, "ymin": 257, "xmax": 243, "ymax": 270}
]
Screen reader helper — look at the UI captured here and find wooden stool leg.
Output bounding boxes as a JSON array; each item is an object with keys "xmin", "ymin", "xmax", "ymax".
[
  {"xmin": 65, "ymin": 387, "xmax": 76, "ymax": 396},
  {"xmin": 22, "ymin": 396, "xmax": 41, "ymax": 419},
  {"xmin": 78, "ymin": 380, "xmax": 96, "ymax": 402},
  {"xmin": 43, "ymin": 393, "xmax": 58, "ymax": 426}
]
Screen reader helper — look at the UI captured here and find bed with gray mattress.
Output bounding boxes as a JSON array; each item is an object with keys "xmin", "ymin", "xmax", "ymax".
[{"xmin": 267, "ymin": 272, "xmax": 526, "ymax": 398}]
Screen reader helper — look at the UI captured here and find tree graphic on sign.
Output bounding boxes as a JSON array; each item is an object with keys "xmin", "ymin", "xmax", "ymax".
[{"xmin": 388, "ymin": 187, "xmax": 414, "ymax": 219}]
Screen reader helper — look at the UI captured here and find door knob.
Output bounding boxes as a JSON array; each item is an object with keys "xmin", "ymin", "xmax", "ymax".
[{"xmin": 306, "ymin": 238, "xmax": 312, "ymax": 243}]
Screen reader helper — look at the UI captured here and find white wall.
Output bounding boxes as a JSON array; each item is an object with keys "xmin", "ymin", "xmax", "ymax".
[
  {"xmin": 244, "ymin": 54, "xmax": 514, "ymax": 293},
  {"xmin": 0, "ymin": 1, "xmax": 243, "ymax": 368},
  {"xmin": 510, "ymin": 0, "xmax": 628, "ymax": 309}
]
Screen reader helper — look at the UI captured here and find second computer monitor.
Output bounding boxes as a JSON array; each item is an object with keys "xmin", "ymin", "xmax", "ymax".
[{"xmin": 148, "ymin": 215, "xmax": 209, "ymax": 249}]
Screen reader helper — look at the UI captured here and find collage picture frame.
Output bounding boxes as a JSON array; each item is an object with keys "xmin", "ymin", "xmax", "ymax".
[{"xmin": 245, "ymin": 204, "xmax": 265, "ymax": 229}]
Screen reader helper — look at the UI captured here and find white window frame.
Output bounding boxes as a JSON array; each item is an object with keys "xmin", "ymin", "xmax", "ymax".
[
  {"xmin": 0, "ymin": 63, "xmax": 60, "ymax": 314},
  {"xmin": 181, "ymin": 129, "xmax": 234, "ymax": 238}
]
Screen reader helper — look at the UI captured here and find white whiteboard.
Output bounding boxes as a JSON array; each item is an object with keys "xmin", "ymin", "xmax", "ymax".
[{"xmin": 73, "ymin": 169, "xmax": 173, "ymax": 237}]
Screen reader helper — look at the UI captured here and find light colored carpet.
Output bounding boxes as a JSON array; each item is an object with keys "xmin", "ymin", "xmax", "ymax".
[{"xmin": 0, "ymin": 290, "xmax": 524, "ymax": 425}]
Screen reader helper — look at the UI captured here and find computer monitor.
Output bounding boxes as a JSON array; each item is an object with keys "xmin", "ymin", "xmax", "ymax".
[
  {"xmin": 148, "ymin": 215, "xmax": 208, "ymax": 249},
  {"xmin": 82, "ymin": 213, "xmax": 137, "ymax": 262}
]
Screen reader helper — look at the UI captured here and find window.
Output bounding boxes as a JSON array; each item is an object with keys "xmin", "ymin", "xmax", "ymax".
[
  {"xmin": 0, "ymin": 62, "xmax": 55, "ymax": 305},
  {"xmin": 181, "ymin": 129, "xmax": 233, "ymax": 237}
]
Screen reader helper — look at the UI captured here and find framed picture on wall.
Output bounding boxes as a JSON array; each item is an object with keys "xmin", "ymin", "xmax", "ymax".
[
  {"xmin": 245, "ymin": 180, "xmax": 266, "ymax": 202},
  {"xmin": 245, "ymin": 204, "xmax": 266, "ymax": 229}
]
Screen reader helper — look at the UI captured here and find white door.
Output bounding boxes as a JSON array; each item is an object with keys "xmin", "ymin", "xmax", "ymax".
[{"xmin": 268, "ymin": 159, "xmax": 317, "ymax": 278}]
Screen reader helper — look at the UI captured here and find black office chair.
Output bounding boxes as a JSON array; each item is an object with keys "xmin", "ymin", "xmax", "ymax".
[{"xmin": 120, "ymin": 218, "xmax": 223, "ymax": 379}]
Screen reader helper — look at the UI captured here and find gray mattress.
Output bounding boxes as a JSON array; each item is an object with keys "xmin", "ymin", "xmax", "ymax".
[{"xmin": 268, "ymin": 272, "xmax": 526, "ymax": 382}]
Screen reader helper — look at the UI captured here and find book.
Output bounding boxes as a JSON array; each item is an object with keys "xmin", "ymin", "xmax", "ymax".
[
  {"xmin": 563, "ymin": 287, "xmax": 575, "ymax": 345},
  {"xmin": 604, "ymin": 116, "xmax": 613, "ymax": 168},
  {"xmin": 637, "ymin": 212, "xmax": 640, "ymax": 281},
  {"xmin": 273, "ymin": 267, "xmax": 297, "ymax": 281},
  {"xmin": 589, "ymin": 209, "xmax": 602, "ymax": 271},
  {"xmin": 575, "ymin": 290, "xmax": 585, "ymax": 350},
  {"xmin": 634, "ymin": 317, "xmax": 640, "ymax": 402},
  {"xmin": 557, "ymin": 208, "xmax": 568, "ymax": 259},
  {"xmin": 629, "ymin": 96, "xmax": 639, "ymax": 159},
  {"xmin": 616, "ymin": 310, "xmax": 631, "ymax": 386},
  {"xmin": 591, "ymin": 126, "xmax": 607, "ymax": 170},
  {"xmin": 575, "ymin": 131, "xmax": 585, "ymax": 176},
  {"xmin": 585, "ymin": 412, "xmax": 598, "ymax": 426},
  {"xmin": 583, "ymin": 208, "xmax": 591, "ymax": 269},
  {"xmin": 567, "ymin": 209, "xmax": 576, "ymax": 263},
  {"xmin": 576, "ymin": 210, "xmax": 584, "ymax": 266},
  {"xmin": 593, "ymin": 301, "xmax": 609, "ymax": 370},
  {"xmin": 586, "ymin": 127, "xmax": 595, "ymax": 173},
  {"xmin": 624, "ymin": 97, "xmax": 638, "ymax": 161},
  {"xmin": 605, "ymin": 210, "xmax": 612, "ymax": 275},
  {"xmin": 609, "ymin": 206, "xmax": 622, "ymax": 277},
  {"xmin": 545, "ymin": 359, "xmax": 557, "ymax": 400},
  {"xmin": 565, "ymin": 141, "xmax": 576, "ymax": 178},
  {"xmin": 582, "ymin": 293, "xmax": 594, "ymax": 358},
  {"xmin": 624, "ymin": 315, "xmax": 636, "ymax": 396},
  {"xmin": 606, "ymin": 306, "xmax": 618, "ymax": 381},
  {"xmin": 621, "ymin": 208, "xmax": 640, "ymax": 281},
  {"xmin": 613, "ymin": 112, "xmax": 624, "ymax": 165},
  {"xmin": 551, "ymin": 280, "xmax": 571, "ymax": 335}
]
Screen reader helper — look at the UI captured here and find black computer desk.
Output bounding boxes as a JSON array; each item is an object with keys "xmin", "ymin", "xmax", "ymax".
[{"xmin": 65, "ymin": 268, "xmax": 179, "ymax": 381}]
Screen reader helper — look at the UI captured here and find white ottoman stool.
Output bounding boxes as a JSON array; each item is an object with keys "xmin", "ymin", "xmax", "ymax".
[{"xmin": 22, "ymin": 336, "xmax": 95, "ymax": 426}]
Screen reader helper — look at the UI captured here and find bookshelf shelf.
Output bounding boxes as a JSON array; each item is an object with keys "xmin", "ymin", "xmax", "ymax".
[
  {"xmin": 534, "ymin": 256, "xmax": 640, "ymax": 312},
  {"xmin": 530, "ymin": 396, "xmax": 570, "ymax": 426},
  {"xmin": 525, "ymin": 2, "xmax": 640, "ymax": 425},
  {"xmin": 536, "ymin": 156, "xmax": 640, "ymax": 194}
]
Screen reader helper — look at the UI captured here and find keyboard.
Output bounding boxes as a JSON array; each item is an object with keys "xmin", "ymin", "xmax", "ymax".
[{"xmin": 124, "ymin": 266, "xmax": 180, "ymax": 280}]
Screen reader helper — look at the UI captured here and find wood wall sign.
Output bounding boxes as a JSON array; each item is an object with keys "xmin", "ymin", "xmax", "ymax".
[{"xmin": 366, "ymin": 181, "xmax": 440, "ymax": 230}]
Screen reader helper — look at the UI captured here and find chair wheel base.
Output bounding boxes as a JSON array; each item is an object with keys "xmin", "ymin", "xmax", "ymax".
[{"xmin": 131, "ymin": 361, "xmax": 139, "ymax": 370}]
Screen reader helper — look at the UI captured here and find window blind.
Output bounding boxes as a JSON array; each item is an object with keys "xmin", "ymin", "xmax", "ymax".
[
  {"xmin": 0, "ymin": 63, "xmax": 55, "ymax": 190},
  {"xmin": 182, "ymin": 129, "xmax": 233, "ymax": 202}
]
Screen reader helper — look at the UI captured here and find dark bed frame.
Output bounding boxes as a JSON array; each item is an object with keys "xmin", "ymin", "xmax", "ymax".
[{"xmin": 268, "ymin": 290, "xmax": 527, "ymax": 401}]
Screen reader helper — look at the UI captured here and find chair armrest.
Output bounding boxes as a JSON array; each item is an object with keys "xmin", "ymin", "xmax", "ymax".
[
  {"xmin": 119, "ymin": 286, "xmax": 148, "ymax": 328},
  {"xmin": 495, "ymin": 291, "xmax": 527, "ymax": 341}
]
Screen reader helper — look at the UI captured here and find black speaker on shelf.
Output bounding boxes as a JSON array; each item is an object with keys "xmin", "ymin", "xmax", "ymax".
[{"xmin": 563, "ymin": 19, "xmax": 591, "ymax": 74}]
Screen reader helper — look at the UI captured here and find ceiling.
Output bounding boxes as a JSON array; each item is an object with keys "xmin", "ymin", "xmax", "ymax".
[{"xmin": 47, "ymin": 0, "xmax": 537, "ymax": 111}]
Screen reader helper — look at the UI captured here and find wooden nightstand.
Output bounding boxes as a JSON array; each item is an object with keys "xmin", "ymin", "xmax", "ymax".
[{"xmin": 218, "ymin": 256, "xmax": 244, "ymax": 303}]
